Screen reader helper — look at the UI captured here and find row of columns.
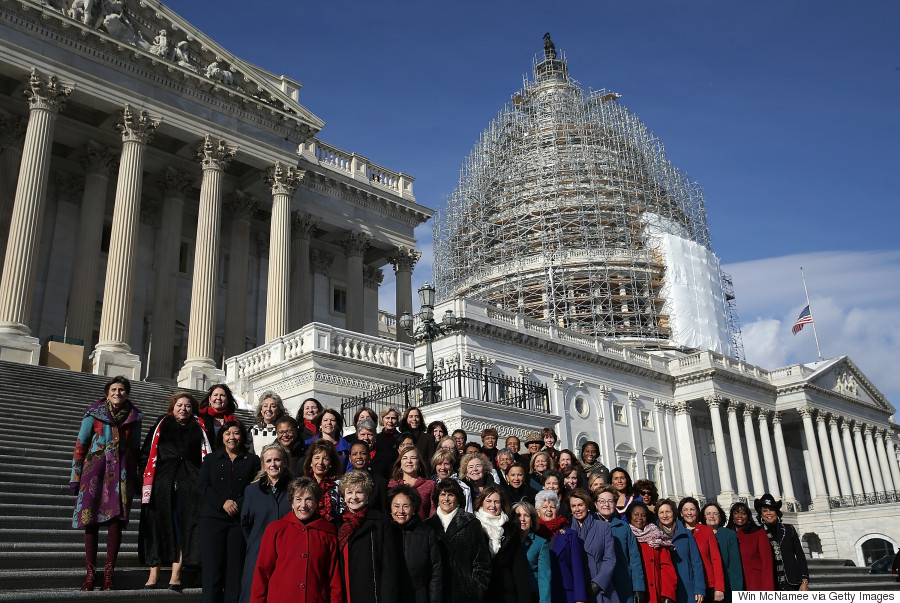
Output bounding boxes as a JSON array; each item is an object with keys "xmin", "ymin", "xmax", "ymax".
[
  {"xmin": 0, "ymin": 69, "xmax": 420, "ymax": 384},
  {"xmin": 702, "ymin": 395, "xmax": 900, "ymax": 507}
]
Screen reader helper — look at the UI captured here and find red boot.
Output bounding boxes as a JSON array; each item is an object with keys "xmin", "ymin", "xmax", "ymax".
[
  {"xmin": 80, "ymin": 563, "xmax": 96, "ymax": 591},
  {"xmin": 102, "ymin": 560, "xmax": 114, "ymax": 591}
]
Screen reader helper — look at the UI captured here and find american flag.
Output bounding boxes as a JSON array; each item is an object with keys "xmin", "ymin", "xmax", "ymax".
[{"xmin": 792, "ymin": 305, "xmax": 814, "ymax": 335}]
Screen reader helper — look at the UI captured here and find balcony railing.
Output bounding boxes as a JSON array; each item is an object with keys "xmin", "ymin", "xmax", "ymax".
[
  {"xmin": 340, "ymin": 367, "xmax": 551, "ymax": 426},
  {"xmin": 827, "ymin": 491, "xmax": 900, "ymax": 509}
]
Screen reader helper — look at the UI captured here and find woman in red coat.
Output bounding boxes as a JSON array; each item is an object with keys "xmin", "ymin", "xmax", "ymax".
[
  {"xmin": 627, "ymin": 501, "xmax": 676, "ymax": 603},
  {"xmin": 679, "ymin": 497, "xmax": 725, "ymax": 601},
  {"xmin": 726, "ymin": 502, "xmax": 774, "ymax": 591},
  {"xmin": 251, "ymin": 477, "xmax": 343, "ymax": 603}
]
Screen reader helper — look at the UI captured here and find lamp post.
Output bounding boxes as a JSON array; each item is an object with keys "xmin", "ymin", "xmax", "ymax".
[{"xmin": 398, "ymin": 282, "xmax": 458, "ymax": 405}]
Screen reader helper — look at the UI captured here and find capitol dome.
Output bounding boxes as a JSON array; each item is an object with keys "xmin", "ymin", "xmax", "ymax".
[{"xmin": 433, "ymin": 36, "xmax": 743, "ymax": 358}]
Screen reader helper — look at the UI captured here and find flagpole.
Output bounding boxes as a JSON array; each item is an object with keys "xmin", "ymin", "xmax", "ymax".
[{"xmin": 800, "ymin": 267, "xmax": 824, "ymax": 361}]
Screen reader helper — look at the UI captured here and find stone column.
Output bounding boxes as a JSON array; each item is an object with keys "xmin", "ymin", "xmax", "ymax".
[
  {"xmin": 674, "ymin": 401, "xmax": 702, "ymax": 497},
  {"xmin": 91, "ymin": 105, "xmax": 159, "ymax": 378},
  {"xmin": 864, "ymin": 427, "xmax": 886, "ymax": 493},
  {"xmin": 841, "ymin": 420, "xmax": 864, "ymax": 496},
  {"xmin": 388, "ymin": 246, "xmax": 420, "ymax": 343},
  {"xmin": 177, "ymin": 136, "xmax": 236, "ymax": 389},
  {"xmin": 364, "ymin": 265, "xmax": 384, "ymax": 335},
  {"xmin": 816, "ymin": 412, "xmax": 842, "ymax": 497},
  {"xmin": 853, "ymin": 423, "xmax": 875, "ymax": 493},
  {"xmin": 342, "ymin": 231, "xmax": 371, "ymax": 333},
  {"xmin": 64, "ymin": 142, "xmax": 117, "ymax": 362},
  {"xmin": 0, "ymin": 116, "xmax": 27, "ymax": 271},
  {"xmin": 654, "ymin": 400, "xmax": 675, "ymax": 497},
  {"xmin": 757, "ymin": 409, "xmax": 781, "ymax": 496},
  {"xmin": 772, "ymin": 412, "xmax": 797, "ymax": 503},
  {"xmin": 222, "ymin": 190, "xmax": 257, "ymax": 360},
  {"xmin": 289, "ymin": 212, "xmax": 318, "ymax": 331},
  {"xmin": 0, "ymin": 71, "xmax": 71, "ymax": 363},
  {"xmin": 264, "ymin": 162, "xmax": 302, "ymax": 341},
  {"xmin": 597, "ymin": 386, "xmax": 615, "ymax": 469},
  {"xmin": 874, "ymin": 429, "xmax": 895, "ymax": 492},
  {"xmin": 887, "ymin": 437, "xmax": 900, "ymax": 493},
  {"xmin": 145, "ymin": 169, "xmax": 193, "ymax": 383},
  {"xmin": 799, "ymin": 406, "xmax": 828, "ymax": 505},
  {"xmin": 705, "ymin": 396, "xmax": 734, "ymax": 502},
  {"xmin": 742, "ymin": 405, "xmax": 765, "ymax": 496},
  {"xmin": 627, "ymin": 392, "xmax": 645, "ymax": 479},
  {"xmin": 828, "ymin": 417, "xmax": 853, "ymax": 498},
  {"xmin": 726, "ymin": 401, "xmax": 751, "ymax": 499}
]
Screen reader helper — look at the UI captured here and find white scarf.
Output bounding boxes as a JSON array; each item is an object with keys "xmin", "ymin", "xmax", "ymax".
[
  {"xmin": 437, "ymin": 506, "xmax": 458, "ymax": 531},
  {"xmin": 476, "ymin": 508, "xmax": 508, "ymax": 556}
]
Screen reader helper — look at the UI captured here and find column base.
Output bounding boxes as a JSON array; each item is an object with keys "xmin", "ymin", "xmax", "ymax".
[
  {"xmin": 0, "ymin": 330, "xmax": 41, "ymax": 365},
  {"xmin": 91, "ymin": 347, "xmax": 141, "ymax": 379},
  {"xmin": 716, "ymin": 490, "xmax": 735, "ymax": 506},
  {"xmin": 177, "ymin": 362, "xmax": 225, "ymax": 390}
]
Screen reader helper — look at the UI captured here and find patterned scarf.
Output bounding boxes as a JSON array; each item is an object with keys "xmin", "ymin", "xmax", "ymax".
[
  {"xmin": 338, "ymin": 506, "xmax": 368, "ymax": 548},
  {"xmin": 536, "ymin": 515, "xmax": 569, "ymax": 540},
  {"xmin": 630, "ymin": 522, "xmax": 672, "ymax": 549},
  {"xmin": 317, "ymin": 476, "xmax": 336, "ymax": 521},
  {"xmin": 105, "ymin": 398, "xmax": 131, "ymax": 425},
  {"xmin": 141, "ymin": 414, "xmax": 212, "ymax": 504}
]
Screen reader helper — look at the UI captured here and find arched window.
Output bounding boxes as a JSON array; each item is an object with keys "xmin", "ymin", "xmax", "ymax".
[
  {"xmin": 860, "ymin": 537, "xmax": 895, "ymax": 567},
  {"xmin": 615, "ymin": 442, "xmax": 636, "ymax": 476}
]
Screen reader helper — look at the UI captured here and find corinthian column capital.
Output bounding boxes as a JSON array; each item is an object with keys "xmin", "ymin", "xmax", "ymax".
[
  {"xmin": 226, "ymin": 190, "xmax": 258, "ymax": 222},
  {"xmin": 156, "ymin": 167, "xmax": 194, "ymax": 199},
  {"xmin": 116, "ymin": 104, "xmax": 159, "ymax": 144},
  {"xmin": 266, "ymin": 162, "xmax": 303, "ymax": 196},
  {"xmin": 363, "ymin": 265, "xmax": 384, "ymax": 289},
  {"xmin": 81, "ymin": 141, "xmax": 118, "ymax": 176},
  {"xmin": 341, "ymin": 230, "xmax": 371, "ymax": 258},
  {"xmin": 197, "ymin": 135, "xmax": 236, "ymax": 171},
  {"xmin": 0, "ymin": 115, "xmax": 27, "ymax": 148},
  {"xmin": 292, "ymin": 211, "xmax": 319, "ymax": 238},
  {"xmin": 24, "ymin": 69, "xmax": 72, "ymax": 115},
  {"xmin": 704, "ymin": 395, "xmax": 723, "ymax": 409},
  {"xmin": 388, "ymin": 246, "xmax": 421, "ymax": 273}
]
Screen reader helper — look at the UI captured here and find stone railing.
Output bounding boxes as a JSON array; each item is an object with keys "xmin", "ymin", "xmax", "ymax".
[
  {"xmin": 669, "ymin": 350, "xmax": 769, "ymax": 380},
  {"xmin": 225, "ymin": 322, "xmax": 415, "ymax": 382},
  {"xmin": 299, "ymin": 138, "xmax": 415, "ymax": 200}
]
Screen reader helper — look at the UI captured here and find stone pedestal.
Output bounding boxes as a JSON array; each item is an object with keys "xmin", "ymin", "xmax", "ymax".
[
  {"xmin": 92, "ymin": 347, "xmax": 141, "ymax": 379},
  {"xmin": 177, "ymin": 363, "xmax": 225, "ymax": 391},
  {"xmin": 0, "ymin": 331, "xmax": 40, "ymax": 364}
]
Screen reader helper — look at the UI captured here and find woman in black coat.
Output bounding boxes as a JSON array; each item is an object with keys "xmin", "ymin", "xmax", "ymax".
[
  {"xmin": 389, "ymin": 484, "xmax": 443, "ymax": 603},
  {"xmin": 197, "ymin": 420, "xmax": 259, "ymax": 603},
  {"xmin": 425, "ymin": 479, "xmax": 492, "ymax": 602},
  {"xmin": 337, "ymin": 469, "xmax": 400, "ymax": 602},
  {"xmin": 139, "ymin": 392, "xmax": 212, "ymax": 589},
  {"xmin": 756, "ymin": 493, "xmax": 810, "ymax": 591},
  {"xmin": 474, "ymin": 485, "xmax": 531, "ymax": 603},
  {"xmin": 238, "ymin": 443, "xmax": 292, "ymax": 603}
]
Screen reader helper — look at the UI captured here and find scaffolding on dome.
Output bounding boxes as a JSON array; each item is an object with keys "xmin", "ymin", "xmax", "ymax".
[{"xmin": 433, "ymin": 40, "xmax": 745, "ymax": 359}]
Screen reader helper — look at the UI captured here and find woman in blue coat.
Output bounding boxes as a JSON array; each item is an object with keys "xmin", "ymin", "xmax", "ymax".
[
  {"xmin": 568, "ymin": 489, "xmax": 616, "ymax": 602},
  {"xmin": 513, "ymin": 501, "xmax": 552, "ymax": 603},
  {"xmin": 535, "ymin": 489, "xmax": 587, "ymax": 603},
  {"xmin": 656, "ymin": 499, "xmax": 706, "ymax": 603},
  {"xmin": 594, "ymin": 486, "xmax": 646, "ymax": 603},
  {"xmin": 239, "ymin": 443, "xmax": 292, "ymax": 603}
]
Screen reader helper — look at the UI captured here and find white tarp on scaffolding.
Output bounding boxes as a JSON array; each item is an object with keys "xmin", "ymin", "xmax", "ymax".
[{"xmin": 644, "ymin": 214, "xmax": 733, "ymax": 355}]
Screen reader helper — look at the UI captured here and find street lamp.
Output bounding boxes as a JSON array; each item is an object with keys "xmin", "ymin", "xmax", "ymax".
[{"xmin": 399, "ymin": 282, "xmax": 458, "ymax": 405}]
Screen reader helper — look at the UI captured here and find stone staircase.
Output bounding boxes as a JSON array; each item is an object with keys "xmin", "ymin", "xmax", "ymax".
[
  {"xmin": 807, "ymin": 557, "xmax": 900, "ymax": 591},
  {"xmin": 0, "ymin": 360, "xmax": 252, "ymax": 602}
]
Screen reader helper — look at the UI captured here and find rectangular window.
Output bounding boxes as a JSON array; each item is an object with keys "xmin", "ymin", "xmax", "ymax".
[
  {"xmin": 640, "ymin": 409, "xmax": 652, "ymax": 429},
  {"xmin": 646, "ymin": 462, "xmax": 658, "ymax": 483},
  {"xmin": 178, "ymin": 242, "xmax": 189, "ymax": 274},
  {"xmin": 333, "ymin": 286, "xmax": 347, "ymax": 314},
  {"xmin": 613, "ymin": 404, "xmax": 626, "ymax": 424},
  {"xmin": 101, "ymin": 222, "xmax": 112, "ymax": 253}
]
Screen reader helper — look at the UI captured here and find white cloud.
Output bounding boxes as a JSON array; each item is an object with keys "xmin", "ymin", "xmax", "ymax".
[{"xmin": 725, "ymin": 250, "xmax": 900, "ymax": 416}]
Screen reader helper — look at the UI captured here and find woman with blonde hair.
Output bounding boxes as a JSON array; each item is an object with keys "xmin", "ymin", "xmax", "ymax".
[
  {"xmin": 528, "ymin": 450, "xmax": 553, "ymax": 491},
  {"xmin": 459, "ymin": 452, "xmax": 494, "ymax": 501},
  {"xmin": 430, "ymin": 448, "xmax": 473, "ymax": 512},
  {"xmin": 239, "ymin": 443, "xmax": 292, "ymax": 603}
]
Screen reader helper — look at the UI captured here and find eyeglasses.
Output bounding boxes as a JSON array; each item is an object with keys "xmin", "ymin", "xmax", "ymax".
[
  {"xmin": 597, "ymin": 500, "xmax": 615, "ymax": 506},
  {"xmin": 276, "ymin": 430, "xmax": 295, "ymax": 436}
]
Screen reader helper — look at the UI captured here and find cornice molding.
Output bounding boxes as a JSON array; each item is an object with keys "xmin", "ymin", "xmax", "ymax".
[{"xmin": 302, "ymin": 171, "xmax": 429, "ymax": 228}]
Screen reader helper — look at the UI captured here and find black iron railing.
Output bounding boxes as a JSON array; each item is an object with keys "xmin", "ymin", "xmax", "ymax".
[
  {"xmin": 827, "ymin": 491, "xmax": 900, "ymax": 509},
  {"xmin": 340, "ymin": 368, "xmax": 551, "ymax": 426}
]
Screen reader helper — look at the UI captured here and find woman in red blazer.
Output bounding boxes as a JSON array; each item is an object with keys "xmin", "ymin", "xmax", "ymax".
[
  {"xmin": 251, "ymin": 477, "xmax": 343, "ymax": 603},
  {"xmin": 679, "ymin": 497, "xmax": 725, "ymax": 601},
  {"xmin": 628, "ymin": 501, "xmax": 677, "ymax": 603},
  {"xmin": 726, "ymin": 502, "xmax": 774, "ymax": 591}
]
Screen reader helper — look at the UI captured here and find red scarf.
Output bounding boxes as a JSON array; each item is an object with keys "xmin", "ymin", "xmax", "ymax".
[
  {"xmin": 536, "ymin": 515, "xmax": 570, "ymax": 540},
  {"xmin": 317, "ymin": 476, "xmax": 336, "ymax": 521},
  {"xmin": 304, "ymin": 419, "xmax": 318, "ymax": 435},
  {"xmin": 142, "ymin": 414, "xmax": 212, "ymax": 504},
  {"xmin": 338, "ymin": 506, "xmax": 368, "ymax": 548},
  {"xmin": 202, "ymin": 406, "xmax": 236, "ymax": 422}
]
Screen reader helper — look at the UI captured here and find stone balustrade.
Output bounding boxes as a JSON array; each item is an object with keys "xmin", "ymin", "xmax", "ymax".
[
  {"xmin": 225, "ymin": 321, "xmax": 415, "ymax": 381},
  {"xmin": 299, "ymin": 138, "xmax": 415, "ymax": 200}
]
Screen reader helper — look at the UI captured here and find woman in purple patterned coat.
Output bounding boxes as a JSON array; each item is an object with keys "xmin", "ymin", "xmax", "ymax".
[{"xmin": 70, "ymin": 376, "xmax": 143, "ymax": 592}]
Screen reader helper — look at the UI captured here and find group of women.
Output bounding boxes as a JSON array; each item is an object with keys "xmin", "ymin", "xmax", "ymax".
[{"xmin": 70, "ymin": 383, "xmax": 811, "ymax": 602}]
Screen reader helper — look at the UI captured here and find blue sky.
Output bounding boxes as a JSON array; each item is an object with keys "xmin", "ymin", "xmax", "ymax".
[{"xmin": 164, "ymin": 1, "xmax": 900, "ymax": 410}]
